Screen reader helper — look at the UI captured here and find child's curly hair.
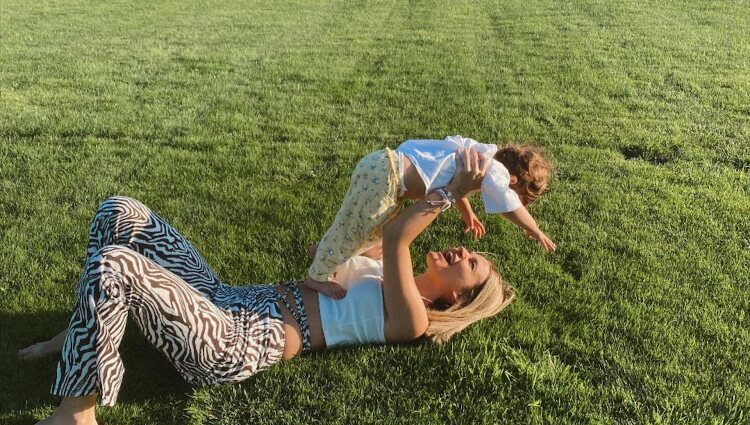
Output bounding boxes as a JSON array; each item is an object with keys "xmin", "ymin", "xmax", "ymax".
[{"xmin": 494, "ymin": 145, "xmax": 551, "ymax": 205}]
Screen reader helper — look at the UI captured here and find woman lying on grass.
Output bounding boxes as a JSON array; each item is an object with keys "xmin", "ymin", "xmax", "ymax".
[{"xmin": 18, "ymin": 148, "xmax": 514, "ymax": 425}]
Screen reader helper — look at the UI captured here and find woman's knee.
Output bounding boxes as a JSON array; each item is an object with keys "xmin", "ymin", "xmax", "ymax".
[
  {"xmin": 97, "ymin": 196, "xmax": 148, "ymax": 212},
  {"xmin": 95, "ymin": 196, "xmax": 152, "ymax": 230},
  {"xmin": 90, "ymin": 245, "xmax": 141, "ymax": 269},
  {"xmin": 78, "ymin": 245, "xmax": 138, "ymax": 295}
]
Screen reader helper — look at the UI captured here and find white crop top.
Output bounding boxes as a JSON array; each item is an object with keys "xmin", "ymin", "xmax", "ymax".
[
  {"xmin": 318, "ymin": 256, "xmax": 386, "ymax": 347},
  {"xmin": 396, "ymin": 135, "xmax": 523, "ymax": 213}
]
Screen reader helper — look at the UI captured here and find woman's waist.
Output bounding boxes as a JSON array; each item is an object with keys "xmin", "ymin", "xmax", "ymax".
[
  {"xmin": 212, "ymin": 281, "xmax": 325, "ymax": 359},
  {"xmin": 275, "ymin": 282, "xmax": 325, "ymax": 360}
]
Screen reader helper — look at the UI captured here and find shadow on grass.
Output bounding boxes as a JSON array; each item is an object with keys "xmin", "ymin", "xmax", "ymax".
[
  {"xmin": 0, "ymin": 310, "xmax": 192, "ymax": 415},
  {"xmin": 0, "ymin": 413, "xmax": 38, "ymax": 425}
]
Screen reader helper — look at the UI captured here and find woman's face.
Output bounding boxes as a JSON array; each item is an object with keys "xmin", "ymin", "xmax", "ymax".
[{"xmin": 425, "ymin": 247, "xmax": 492, "ymax": 303}]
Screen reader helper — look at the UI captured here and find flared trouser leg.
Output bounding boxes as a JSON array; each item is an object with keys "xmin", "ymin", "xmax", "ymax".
[
  {"xmin": 51, "ymin": 245, "xmax": 237, "ymax": 406},
  {"xmin": 84, "ymin": 196, "xmax": 225, "ymax": 299}
]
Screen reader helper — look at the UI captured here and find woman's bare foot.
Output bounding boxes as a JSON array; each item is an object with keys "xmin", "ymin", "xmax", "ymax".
[
  {"xmin": 304, "ymin": 277, "xmax": 347, "ymax": 300},
  {"xmin": 18, "ymin": 340, "xmax": 56, "ymax": 360},
  {"xmin": 35, "ymin": 412, "xmax": 98, "ymax": 425},
  {"xmin": 18, "ymin": 329, "xmax": 67, "ymax": 360},
  {"xmin": 35, "ymin": 395, "xmax": 98, "ymax": 425}
]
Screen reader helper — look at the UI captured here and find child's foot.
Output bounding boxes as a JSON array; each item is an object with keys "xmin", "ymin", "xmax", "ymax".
[
  {"xmin": 307, "ymin": 244, "xmax": 318, "ymax": 260},
  {"xmin": 304, "ymin": 278, "xmax": 347, "ymax": 300}
]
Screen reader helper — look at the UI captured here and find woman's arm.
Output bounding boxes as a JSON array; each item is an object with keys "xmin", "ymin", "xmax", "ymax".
[{"xmin": 381, "ymin": 148, "xmax": 488, "ymax": 342}]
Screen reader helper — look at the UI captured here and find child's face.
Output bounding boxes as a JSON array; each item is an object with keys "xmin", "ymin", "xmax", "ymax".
[
  {"xmin": 508, "ymin": 176, "xmax": 531, "ymax": 206},
  {"xmin": 425, "ymin": 247, "xmax": 491, "ymax": 304}
]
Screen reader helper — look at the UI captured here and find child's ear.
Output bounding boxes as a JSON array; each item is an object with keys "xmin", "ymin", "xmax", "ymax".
[{"xmin": 509, "ymin": 175, "xmax": 518, "ymax": 185}]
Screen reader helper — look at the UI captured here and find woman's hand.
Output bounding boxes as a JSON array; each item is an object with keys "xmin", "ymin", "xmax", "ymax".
[{"xmin": 448, "ymin": 147, "xmax": 490, "ymax": 199}]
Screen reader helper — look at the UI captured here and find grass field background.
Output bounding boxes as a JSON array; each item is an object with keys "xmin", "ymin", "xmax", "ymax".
[{"xmin": 1, "ymin": 0, "xmax": 748, "ymax": 423}]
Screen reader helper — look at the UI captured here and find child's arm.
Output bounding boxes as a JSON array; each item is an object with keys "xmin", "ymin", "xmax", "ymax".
[
  {"xmin": 502, "ymin": 206, "xmax": 557, "ymax": 252},
  {"xmin": 455, "ymin": 194, "xmax": 486, "ymax": 240}
]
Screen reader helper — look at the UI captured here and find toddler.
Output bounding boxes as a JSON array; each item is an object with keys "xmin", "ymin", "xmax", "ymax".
[{"xmin": 306, "ymin": 135, "xmax": 555, "ymax": 299}]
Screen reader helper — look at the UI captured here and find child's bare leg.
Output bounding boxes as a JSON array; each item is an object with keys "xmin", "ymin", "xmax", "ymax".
[
  {"xmin": 18, "ymin": 328, "xmax": 68, "ymax": 360},
  {"xmin": 35, "ymin": 394, "xmax": 98, "ymax": 425},
  {"xmin": 304, "ymin": 276, "xmax": 347, "ymax": 300}
]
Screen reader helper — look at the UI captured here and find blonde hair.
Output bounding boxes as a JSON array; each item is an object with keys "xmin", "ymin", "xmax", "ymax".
[{"xmin": 424, "ymin": 262, "xmax": 515, "ymax": 343}]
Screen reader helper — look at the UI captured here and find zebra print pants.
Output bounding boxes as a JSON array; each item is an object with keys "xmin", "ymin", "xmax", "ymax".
[{"xmin": 50, "ymin": 196, "xmax": 286, "ymax": 406}]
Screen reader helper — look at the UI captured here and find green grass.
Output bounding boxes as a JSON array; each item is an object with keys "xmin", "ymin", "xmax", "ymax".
[{"xmin": 1, "ymin": 0, "xmax": 748, "ymax": 423}]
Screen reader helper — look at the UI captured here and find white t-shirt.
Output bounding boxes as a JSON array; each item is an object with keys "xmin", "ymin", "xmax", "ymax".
[
  {"xmin": 396, "ymin": 135, "xmax": 522, "ymax": 213},
  {"xmin": 318, "ymin": 256, "xmax": 386, "ymax": 347}
]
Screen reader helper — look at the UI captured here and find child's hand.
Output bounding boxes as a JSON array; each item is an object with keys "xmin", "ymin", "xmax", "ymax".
[
  {"xmin": 455, "ymin": 188, "xmax": 485, "ymax": 240},
  {"xmin": 525, "ymin": 229, "xmax": 557, "ymax": 252},
  {"xmin": 461, "ymin": 210, "xmax": 486, "ymax": 240},
  {"xmin": 304, "ymin": 276, "xmax": 347, "ymax": 300},
  {"xmin": 361, "ymin": 243, "xmax": 383, "ymax": 260}
]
